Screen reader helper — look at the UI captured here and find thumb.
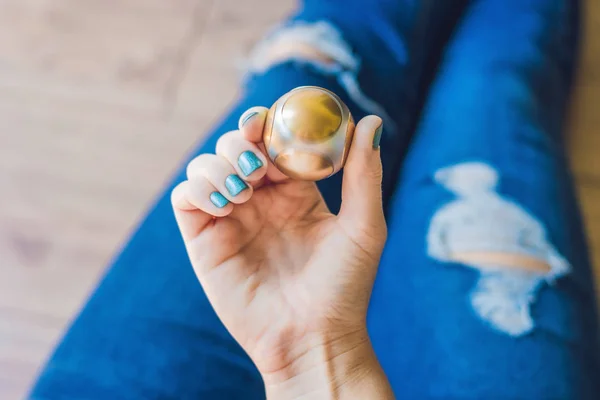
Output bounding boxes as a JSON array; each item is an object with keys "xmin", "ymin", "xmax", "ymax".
[{"xmin": 338, "ymin": 115, "xmax": 386, "ymax": 240}]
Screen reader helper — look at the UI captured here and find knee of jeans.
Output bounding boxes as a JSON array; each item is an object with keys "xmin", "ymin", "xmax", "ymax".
[
  {"xmin": 242, "ymin": 20, "xmax": 396, "ymax": 134},
  {"xmin": 245, "ymin": 22, "xmax": 341, "ymax": 72},
  {"xmin": 427, "ymin": 161, "xmax": 571, "ymax": 337}
]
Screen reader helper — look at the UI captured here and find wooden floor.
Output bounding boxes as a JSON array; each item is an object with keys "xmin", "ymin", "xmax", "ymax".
[{"xmin": 1, "ymin": 1, "xmax": 598, "ymax": 398}]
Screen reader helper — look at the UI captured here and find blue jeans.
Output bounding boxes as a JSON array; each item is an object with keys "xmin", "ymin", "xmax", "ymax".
[{"xmin": 31, "ymin": 0, "xmax": 599, "ymax": 398}]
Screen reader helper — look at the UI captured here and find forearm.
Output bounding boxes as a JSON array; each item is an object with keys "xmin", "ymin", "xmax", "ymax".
[{"xmin": 261, "ymin": 330, "xmax": 394, "ymax": 400}]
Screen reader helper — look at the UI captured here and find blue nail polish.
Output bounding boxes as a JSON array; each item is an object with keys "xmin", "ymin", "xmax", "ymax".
[
  {"xmin": 238, "ymin": 151, "xmax": 263, "ymax": 176},
  {"xmin": 240, "ymin": 111, "xmax": 259, "ymax": 127},
  {"xmin": 225, "ymin": 174, "xmax": 248, "ymax": 196},
  {"xmin": 373, "ymin": 123, "xmax": 383, "ymax": 149},
  {"xmin": 210, "ymin": 192, "xmax": 229, "ymax": 208}
]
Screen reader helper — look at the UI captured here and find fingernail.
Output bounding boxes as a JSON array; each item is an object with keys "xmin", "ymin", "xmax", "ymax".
[
  {"xmin": 238, "ymin": 151, "xmax": 263, "ymax": 176},
  {"xmin": 225, "ymin": 174, "xmax": 249, "ymax": 196},
  {"xmin": 373, "ymin": 123, "xmax": 383, "ymax": 149},
  {"xmin": 210, "ymin": 192, "xmax": 229, "ymax": 208},
  {"xmin": 240, "ymin": 111, "xmax": 259, "ymax": 127}
]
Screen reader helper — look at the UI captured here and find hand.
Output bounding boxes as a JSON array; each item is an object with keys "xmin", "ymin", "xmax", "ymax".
[{"xmin": 171, "ymin": 107, "xmax": 392, "ymax": 398}]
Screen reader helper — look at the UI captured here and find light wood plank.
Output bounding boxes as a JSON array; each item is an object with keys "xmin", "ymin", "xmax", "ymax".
[
  {"xmin": 173, "ymin": 0, "xmax": 294, "ymax": 121},
  {"xmin": 0, "ymin": 1, "xmax": 216, "ymax": 397},
  {"xmin": 0, "ymin": 0, "xmax": 209, "ymax": 114},
  {"xmin": 577, "ymin": 184, "xmax": 600, "ymax": 278},
  {"xmin": 568, "ymin": 0, "xmax": 600, "ymax": 291}
]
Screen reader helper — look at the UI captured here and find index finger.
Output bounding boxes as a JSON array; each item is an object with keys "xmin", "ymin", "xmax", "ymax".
[
  {"xmin": 238, "ymin": 106, "xmax": 269, "ymax": 143},
  {"xmin": 238, "ymin": 106, "xmax": 289, "ymax": 184}
]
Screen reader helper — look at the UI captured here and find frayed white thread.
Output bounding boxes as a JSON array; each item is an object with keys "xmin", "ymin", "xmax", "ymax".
[
  {"xmin": 243, "ymin": 20, "xmax": 396, "ymax": 134},
  {"xmin": 428, "ymin": 162, "xmax": 571, "ymax": 336},
  {"xmin": 471, "ymin": 268, "xmax": 543, "ymax": 336}
]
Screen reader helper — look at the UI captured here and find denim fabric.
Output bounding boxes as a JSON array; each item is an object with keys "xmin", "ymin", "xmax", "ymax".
[
  {"xmin": 30, "ymin": 0, "xmax": 599, "ymax": 399},
  {"xmin": 368, "ymin": 0, "xmax": 600, "ymax": 398}
]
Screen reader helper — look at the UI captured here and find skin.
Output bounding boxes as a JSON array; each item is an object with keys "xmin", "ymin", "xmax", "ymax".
[{"xmin": 171, "ymin": 107, "xmax": 394, "ymax": 399}]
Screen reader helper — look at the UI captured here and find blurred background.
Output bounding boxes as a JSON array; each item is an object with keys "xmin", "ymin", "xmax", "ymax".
[{"xmin": 0, "ymin": 0, "xmax": 598, "ymax": 398}]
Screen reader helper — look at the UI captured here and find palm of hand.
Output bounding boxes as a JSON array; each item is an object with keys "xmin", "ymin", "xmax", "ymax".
[
  {"xmin": 186, "ymin": 179, "xmax": 377, "ymax": 374},
  {"xmin": 172, "ymin": 109, "xmax": 385, "ymax": 377}
]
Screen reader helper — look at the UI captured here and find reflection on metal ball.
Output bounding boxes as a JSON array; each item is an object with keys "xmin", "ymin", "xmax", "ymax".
[{"xmin": 262, "ymin": 86, "xmax": 355, "ymax": 181}]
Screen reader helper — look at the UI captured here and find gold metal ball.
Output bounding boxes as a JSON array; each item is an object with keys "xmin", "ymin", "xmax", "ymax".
[{"xmin": 262, "ymin": 86, "xmax": 355, "ymax": 181}]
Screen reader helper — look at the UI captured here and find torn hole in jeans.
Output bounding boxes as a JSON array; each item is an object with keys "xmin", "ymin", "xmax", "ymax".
[
  {"xmin": 427, "ymin": 162, "xmax": 571, "ymax": 336},
  {"xmin": 241, "ymin": 20, "xmax": 397, "ymax": 135}
]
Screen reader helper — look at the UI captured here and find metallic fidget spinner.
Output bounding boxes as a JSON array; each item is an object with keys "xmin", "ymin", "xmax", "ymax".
[{"xmin": 262, "ymin": 86, "xmax": 355, "ymax": 181}]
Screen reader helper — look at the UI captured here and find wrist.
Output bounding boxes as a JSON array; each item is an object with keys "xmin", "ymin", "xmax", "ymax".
[{"xmin": 261, "ymin": 329, "xmax": 394, "ymax": 399}]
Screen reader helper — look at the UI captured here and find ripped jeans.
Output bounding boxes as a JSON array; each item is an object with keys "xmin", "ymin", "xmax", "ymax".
[{"xmin": 31, "ymin": 0, "xmax": 599, "ymax": 399}]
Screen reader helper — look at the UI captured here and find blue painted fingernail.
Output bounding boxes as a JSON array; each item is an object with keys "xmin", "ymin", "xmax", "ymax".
[
  {"xmin": 373, "ymin": 123, "xmax": 383, "ymax": 149},
  {"xmin": 238, "ymin": 151, "xmax": 263, "ymax": 176},
  {"xmin": 240, "ymin": 111, "xmax": 259, "ymax": 127},
  {"xmin": 210, "ymin": 192, "xmax": 229, "ymax": 208},
  {"xmin": 225, "ymin": 174, "xmax": 248, "ymax": 196}
]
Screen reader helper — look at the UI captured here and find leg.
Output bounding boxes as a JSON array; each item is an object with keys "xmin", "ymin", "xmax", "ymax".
[
  {"xmin": 29, "ymin": 1, "xmax": 466, "ymax": 397},
  {"xmin": 248, "ymin": 0, "xmax": 470, "ymax": 203},
  {"xmin": 29, "ymin": 67, "xmax": 361, "ymax": 400},
  {"xmin": 368, "ymin": 0, "xmax": 600, "ymax": 398}
]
